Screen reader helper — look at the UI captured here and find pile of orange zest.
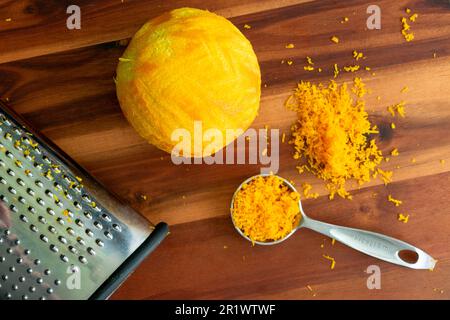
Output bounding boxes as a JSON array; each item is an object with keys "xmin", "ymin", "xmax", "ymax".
[
  {"xmin": 302, "ymin": 182, "xmax": 319, "ymax": 199},
  {"xmin": 232, "ymin": 175, "xmax": 301, "ymax": 244},
  {"xmin": 343, "ymin": 65, "xmax": 360, "ymax": 72},
  {"xmin": 322, "ymin": 254, "xmax": 336, "ymax": 269},
  {"xmin": 390, "ymin": 148, "xmax": 399, "ymax": 156},
  {"xmin": 331, "ymin": 36, "xmax": 339, "ymax": 43},
  {"xmin": 398, "ymin": 213, "xmax": 409, "ymax": 223},
  {"xmin": 387, "ymin": 102, "xmax": 406, "ymax": 117},
  {"xmin": 286, "ymin": 80, "xmax": 384, "ymax": 200},
  {"xmin": 352, "ymin": 50, "xmax": 364, "ymax": 60},
  {"xmin": 388, "ymin": 194, "xmax": 402, "ymax": 206},
  {"xmin": 286, "ymin": 43, "xmax": 295, "ymax": 49}
]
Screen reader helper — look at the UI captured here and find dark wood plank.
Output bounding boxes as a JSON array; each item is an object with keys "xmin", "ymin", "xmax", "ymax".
[
  {"xmin": 0, "ymin": 0, "xmax": 449, "ymax": 299},
  {"xmin": 111, "ymin": 171, "xmax": 450, "ymax": 299},
  {"xmin": 0, "ymin": 0, "xmax": 308, "ymax": 64}
]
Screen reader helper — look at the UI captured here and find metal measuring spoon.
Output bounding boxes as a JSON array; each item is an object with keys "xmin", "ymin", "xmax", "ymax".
[{"xmin": 230, "ymin": 174, "xmax": 436, "ymax": 269}]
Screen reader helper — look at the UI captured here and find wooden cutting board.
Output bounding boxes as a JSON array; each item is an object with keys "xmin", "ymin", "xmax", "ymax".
[{"xmin": 0, "ymin": 0, "xmax": 449, "ymax": 299}]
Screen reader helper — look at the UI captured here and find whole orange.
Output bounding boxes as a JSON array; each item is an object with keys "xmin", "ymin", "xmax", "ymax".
[{"xmin": 116, "ymin": 7, "xmax": 261, "ymax": 157}]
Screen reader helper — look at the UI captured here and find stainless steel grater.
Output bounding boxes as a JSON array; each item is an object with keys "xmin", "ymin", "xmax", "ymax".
[{"xmin": 0, "ymin": 100, "xmax": 168, "ymax": 300}]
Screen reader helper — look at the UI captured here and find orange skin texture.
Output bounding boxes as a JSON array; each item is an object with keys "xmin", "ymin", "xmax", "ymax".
[{"xmin": 116, "ymin": 8, "xmax": 261, "ymax": 157}]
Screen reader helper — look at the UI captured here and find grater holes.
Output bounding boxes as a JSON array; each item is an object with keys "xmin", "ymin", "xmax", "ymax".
[
  {"xmin": 27, "ymin": 187, "xmax": 35, "ymax": 196},
  {"xmin": 85, "ymin": 229, "xmax": 93, "ymax": 237},
  {"xmin": 16, "ymin": 178, "xmax": 25, "ymax": 186},
  {"xmin": 9, "ymin": 204, "xmax": 18, "ymax": 213},
  {"xmin": 0, "ymin": 194, "xmax": 8, "ymax": 202},
  {"xmin": 0, "ymin": 176, "xmax": 6, "ymax": 184},
  {"xmin": 79, "ymin": 256, "xmax": 87, "ymax": 264},
  {"xmin": 75, "ymin": 218, "xmax": 84, "ymax": 227},
  {"xmin": 8, "ymin": 186, "xmax": 16, "ymax": 194},
  {"xmin": 83, "ymin": 211, "xmax": 92, "ymax": 219},
  {"xmin": 33, "ymin": 162, "xmax": 43, "ymax": 170},
  {"xmin": 93, "ymin": 221, "xmax": 103, "ymax": 230},
  {"xmin": 5, "ymin": 150, "xmax": 14, "ymax": 159},
  {"xmin": 36, "ymin": 198, "xmax": 45, "ymax": 206},
  {"xmin": 68, "ymin": 245, "xmax": 78, "ymax": 254}
]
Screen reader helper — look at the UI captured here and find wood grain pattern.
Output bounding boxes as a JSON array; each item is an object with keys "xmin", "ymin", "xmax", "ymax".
[
  {"xmin": 0, "ymin": 0, "xmax": 309, "ymax": 64},
  {"xmin": 0, "ymin": 0, "xmax": 449, "ymax": 299}
]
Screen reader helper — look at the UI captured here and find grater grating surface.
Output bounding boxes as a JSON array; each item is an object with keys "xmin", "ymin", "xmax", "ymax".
[{"xmin": 0, "ymin": 102, "xmax": 164, "ymax": 300}]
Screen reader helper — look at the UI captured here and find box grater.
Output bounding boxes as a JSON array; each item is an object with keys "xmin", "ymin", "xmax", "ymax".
[{"xmin": 0, "ymin": 100, "xmax": 168, "ymax": 300}]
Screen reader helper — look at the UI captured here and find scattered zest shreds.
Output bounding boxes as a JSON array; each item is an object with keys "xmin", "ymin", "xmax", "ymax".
[
  {"xmin": 333, "ymin": 64, "xmax": 340, "ymax": 78},
  {"xmin": 302, "ymin": 182, "xmax": 319, "ymax": 199},
  {"xmin": 323, "ymin": 254, "xmax": 336, "ymax": 269},
  {"xmin": 388, "ymin": 194, "xmax": 402, "ymax": 206},
  {"xmin": 398, "ymin": 213, "xmax": 409, "ymax": 223},
  {"xmin": 343, "ymin": 65, "xmax": 360, "ymax": 72},
  {"xmin": 244, "ymin": 24, "xmax": 251, "ymax": 29},
  {"xmin": 352, "ymin": 50, "xmax": 365, "ymax": 60},
  {"xmin": 286, "ymin": 43, "xmax": 295, "ymax": 49},
  {"xmin": 331, "ymin": 36, "xmax": 339, "ymax": 44},
  {"xmin": 232, "ymin": 175, "xmax": 301, "ymax": 244},
  {"xmin": 286, "ymin": 80, "xmax": 385, "ymax": 200},
  {"xmin": 387, "ymin": 102, "xmax": 406, "ymax": 117},
  {"xmin": 401, "ymin": 10, "xmax": 418, "ymax": 42},
  {"xmin": 390, "ymin": 148, "xmax": 399, "ymax": 156}
]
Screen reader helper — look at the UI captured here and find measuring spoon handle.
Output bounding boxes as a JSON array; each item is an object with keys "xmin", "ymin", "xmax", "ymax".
[{"xmin": 301, "ymin": 216, "xmax": 436, "ymax": 269}]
